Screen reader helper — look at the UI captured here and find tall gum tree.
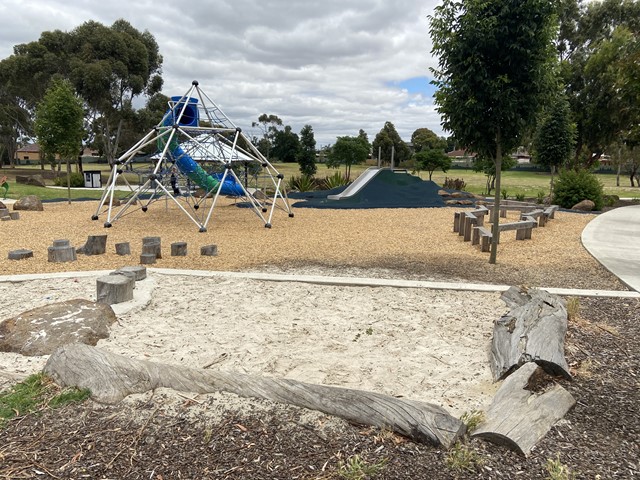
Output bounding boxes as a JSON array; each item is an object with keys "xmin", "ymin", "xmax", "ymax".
[{"xmin": 429, "ymin": 0, "xmax": 558, "ymax": 264}]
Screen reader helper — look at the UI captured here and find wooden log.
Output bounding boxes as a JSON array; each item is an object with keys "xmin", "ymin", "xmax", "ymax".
[
  {"xmin": 453, "ymin": 212, "xmax": 461, "ymax": 233},
  {"xmin": 96, "ymin": 274, "xmax": 134, "ymax": 305},
  {"xmin": 171, "ymin": 242, "xmax": 188, "ymax": 256},
  {"xmin": 140, "ymin": 253, "xmax": 156, "ymax": 265},
  {"xmin": 117, "ymin": 265, "xmax": 147, "ymax": 281},
  {"xmin": 9, "ymin": 212, "xmax": 19, "ymax": 220},
  {"xmin": 1, "ymin": 216, "xmax": 10, "ymax": 221},
  {"xmin": 471, "ymin": 362, "xmax": 576, "ymax": 456},
  {"xmin": 115, "ymin": 242, "xmax": 131, "ymax": 256},
  {"xmin": 109, "ymin": 270, "xmax": 136, "ymax": 286},
  {"xmin": 47, "ymin": 245, "xmax": 77, "ymax": 263},
  {"xmin": 52, "ymin": 239, "xmax": 71, "ymax": 248},
  {"xmin": 463, "ymin": 213, "xmax": 477, "ymax": 242},
  {"xmin": 8, "ymin": 249, "xmax": 33, "ymax": 260},
  {"xmin": 77, "ymin": 234, "xmax": 107, "ymax": 255},
  {"xmin": 142, "ymin": 236, "xmax": 161, "ymax": 259},
  {"xmin": 44, "ymin": 343, "xmax": 466, "ymax": 448},
  {"xmin": 0, "ymin": 208, "xmax": 8, "ymax": 217},
  {"xmin": 200, "ymin": 244, "xmax": 218, "ymax": 256},
  {"xmin": 490, "ymin": 287, "xmax": 571, "ymax": 381}
]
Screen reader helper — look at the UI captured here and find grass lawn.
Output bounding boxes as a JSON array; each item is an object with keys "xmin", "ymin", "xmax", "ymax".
[{"xmin": 2, "ymin": 162, "xmax": 638, "ymax": 201}]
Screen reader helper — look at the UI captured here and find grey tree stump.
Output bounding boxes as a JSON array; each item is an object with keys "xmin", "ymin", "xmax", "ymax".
[
  {"xmin": 116, "ymin": 265, "xmax": 146, "ymax": 281},
  {"xmin": 142, "ymin": 236, "xmax": 162, "ymax": 258},
  {"xmin": 44, "ymin": 344, "xmax": 466, "ymax": 448},
  {"xmin": 96, "ymin": 274, "xmax": 134, "ymax": 305},
  {"xmin": 77, "ymin": 235, "xmax": 107, "ymax": 255},
  {"xmin": 8, "ymin": 249, "xmax": 33, "ymax": 260},
  {"xmin": 9, "ymin": 212, "xmax": 19, "ymax": 220},
  {"xmin": 115, "ymin": 242, "xmax": 131, "ymax": 256},
  {"xmin": 200, "ymin": 244, "xmax": 218, "ymax": 256},
  {"xmin": 171, "ymin": 242, "xmax": 187, "ymax": 256},
  {"xmin": 472, "ymin": 362, "xmax": 576, "ymax": 456},
  {"xmin": 0, "ymin": 208, "xmax": 8, "ymax": 217},
  {"xmin": 48, "ymin": 240, "xmax": 77, "ymax": 263},
  {"xmin": 490, "ymin": 287, "xmax": 571, "ymax": 381},
  {"xmin": 140, "ymin": 253, "xmax": 156, "ymax": 265}
]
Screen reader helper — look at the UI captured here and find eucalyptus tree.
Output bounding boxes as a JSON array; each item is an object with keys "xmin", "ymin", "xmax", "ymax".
[
  {"xmin": 372, "ymin": 122, "xmax": 410, "ymax": 166},
  {"xmin": 297, "ymin": 124, "xmax": 317, "ymax": 176},
  {"xmin": 430, "ymin": 0, "xmax": 558, "ymax": 264},
  {"xmin": 0, "ymin": 19, "xmax": 163, "ymax": 165}
]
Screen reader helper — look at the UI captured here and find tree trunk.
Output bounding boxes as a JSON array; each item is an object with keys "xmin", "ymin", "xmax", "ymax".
[
  {"xmin": 490, "ymin": 286, "xmax": 571, "ymax": 381},
  {"xmin": 77, "ymin": 235, "xmax": 108, "ymax": 255},
  {"xmin": 489, "ymin": 130, "xmax": 502, "ymax": 264},
  {"xmin": 44, "ymin": 344, "xmax": 466, "ymax": 448},
  {"xmin": 66, "ymin": 157, "xmax": 71, "ymax": 205},
  {"xmin": 471, "ymin": 362, "xmax": 575, "ymax": 456}
]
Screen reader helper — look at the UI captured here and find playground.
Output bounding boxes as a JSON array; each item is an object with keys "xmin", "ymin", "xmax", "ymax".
[{"xmin": 1, "ymin": 85, "xmax": 637, "ymax": 478}]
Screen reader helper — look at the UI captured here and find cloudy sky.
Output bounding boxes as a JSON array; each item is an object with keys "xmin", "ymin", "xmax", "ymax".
[{"xmin": 0, "ymin": 0, "xmax": 443, "ymax": 146}]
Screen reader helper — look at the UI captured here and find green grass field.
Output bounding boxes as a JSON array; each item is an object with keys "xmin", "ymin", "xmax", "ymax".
[{"xmin": 2, "ymin": 162, "xmax": 639, "ymax": 201}]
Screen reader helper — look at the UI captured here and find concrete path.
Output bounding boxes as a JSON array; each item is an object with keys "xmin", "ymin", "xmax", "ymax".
[{"xmin": 582, "ymin": 204, "xmax": 640, "ymax": 293}]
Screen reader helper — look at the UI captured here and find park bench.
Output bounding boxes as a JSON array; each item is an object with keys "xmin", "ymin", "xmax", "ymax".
[{"xmin": 472, "ymin": 219, "xmax": 538, "ymax": 252}]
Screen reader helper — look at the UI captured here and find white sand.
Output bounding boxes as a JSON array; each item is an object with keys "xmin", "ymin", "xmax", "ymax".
[{"xmin": 0, "ymin": 271, "xmax": 507, "ymax": 418}]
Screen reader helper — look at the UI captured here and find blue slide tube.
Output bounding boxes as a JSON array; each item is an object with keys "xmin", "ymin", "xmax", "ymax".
[{"xmin": 159, "ymin": 97, "xmax": 244, "ymax": 196}]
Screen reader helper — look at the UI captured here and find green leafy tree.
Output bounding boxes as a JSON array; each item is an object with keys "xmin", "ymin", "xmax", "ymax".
[
  {"xmin": 372, "ymin": 122, "xmax": 410, "ymax": 166},
  {"xmin": 414, "ymin": 149, "xmax": 452, "ymax": 181},
  {"xmin": 1, "ymin": 19, "xmax": 163, "ymax": 166},
  {"xmin": 34, "ymin": 78, "xmax": 84, "ymax": 203},
  {"xmin": 327, "ymin": 136, "xmax": 369, "ymax": 180},
  {"xmin": 473, "ymin": 154, "xmax": 517, "ymax": 195},
  {"xmin": 251, "ymin": 113, "xmax": 283, "ymax": 160},
  {"xmin": 411, "ymin": 128, "xmax": 446, "ymax": 153},
  {"xmin": 532, "ymin": 92, "xmax": 576, "ymax": 191},
  {"xmin": 297, "ymin": 124, "xmax": 317, "ymax": 176},
  {"xmin": 271, "ymin": 125, "xmax": 299, "ymax": 163},
  {"xmin": 558, "ymin": 0, "xmax": 640, "ymax": 167},
  {"xmin": 430, "ymin": 0, "xmax": 557, "ymax": 263}
]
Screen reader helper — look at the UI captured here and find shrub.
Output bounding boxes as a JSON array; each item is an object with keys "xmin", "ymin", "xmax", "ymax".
[
  {"xmin": 515, "ymin": 192, "xmax": 526, "ymax": 202},
  {"xmin": 287, "ymin": 175, "xmax": 316, "ymax": 192},
  {"xmin": 443, "ymin": 177, "xmax": 466, "ymax": 191},
  {"xmin": 501, "ymin": 188, "xmax": 508, "ymax": 200},
  {"xmin": 54, "ymin": 172, "xmax": 85, "ymax": 188},
  {"xmin": 553, "ymin": 169, "xmax": 604, "ymax": 210},
  {"xmin": 323, "ymin": 171, "xmax": 350, "ymax": 190},
  {"xmin": 537, "ymin": 190, "xmax": 546, "ymax": 204}
]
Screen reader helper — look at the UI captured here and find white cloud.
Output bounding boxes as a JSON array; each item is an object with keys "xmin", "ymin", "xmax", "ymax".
[{"xmin": 0, "ymin": 0, "xmax": 444, "ymax": 145}]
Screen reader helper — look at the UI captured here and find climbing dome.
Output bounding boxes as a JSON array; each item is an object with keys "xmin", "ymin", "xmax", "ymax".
[{"xmin": 93, "ymin": 81, "xmax": 293, "ymax": 232}]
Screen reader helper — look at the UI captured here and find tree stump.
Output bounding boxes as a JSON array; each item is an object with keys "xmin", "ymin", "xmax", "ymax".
[
  {"xmin": 0, "ymin": 208, "xmax": 8, "ymax": 218},
  {"xmin": 48, "ymin": 240, "xmax": 77, "ymax": 263},
  {"xmin": 471, "ymin": 362, "xmax": 576, "ymax": 456},
  {"xmin": 490, "ymin": 287, "xmax": 571, "ymax": 381},
  {"xmin": 109, "ymin": 270, "xmax": 136, "ymax": 287},
  {"xmin": 8, "ymin": 249, "xmax": 33, "ymax": 260},
  {"xmin": 77, "ymin": 235, "xmax": 107, "ymax": 255},
  {"xmin": 115, "ymin": 242, "xmax": 131, "ymax": 256},
  {"xmin": 44, "ymin": 344, "xmax": 466, "ymax": 448},
  {"xmin": 96, "ymin": 274, "xmax": 134, "ymax": 305},
  {"xmin": 9, "ymin": 212, "xmax": 19, "ymax": 220},
  {"xmin": 116, "ymin": 266, "xmax": 147, "ymax": 281},
  {"xmin": 142, "ymin": 237, "xmax": 161, "ymax": 259},
  {"xmin": 1, "ymin": 216, "xmax": 10, "ymax": 221},
  {"xmin": 200, "ymin": 244, "xmax": 218, "ymax": 256},
  {"xmin": 140, "ymin": 253, "xmax": 156, "ymax": 265},
  {"xmin": 171, "ymin": 242, "xmax": 187, "ymax": 256}
]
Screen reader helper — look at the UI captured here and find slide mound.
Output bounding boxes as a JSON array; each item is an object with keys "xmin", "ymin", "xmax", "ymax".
[{"xmin": 291, "ymin": 169, "xmax": 447, "ymax": 209}]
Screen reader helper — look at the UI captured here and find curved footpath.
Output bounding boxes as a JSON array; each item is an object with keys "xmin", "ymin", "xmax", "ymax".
[{"xmin": 582, "ymin": 204, "xmax": 640, "ymax": 294}]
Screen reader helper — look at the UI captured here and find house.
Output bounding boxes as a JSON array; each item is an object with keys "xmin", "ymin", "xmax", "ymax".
[{"xmin": 15, "ymin": 144, "xmax": 43, "ymax": 163}]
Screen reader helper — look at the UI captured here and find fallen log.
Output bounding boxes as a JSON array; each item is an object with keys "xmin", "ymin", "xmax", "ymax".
[
  {"xmin": 490, "ymin": 287, "xmax": 571, "ymax": 381},
  {"xmin": 44, "ymin": 343, "xmax": 466, "ymax": 448},
  {"xmin": 471, "ymin": 362, "xmax": 575, "ymax": 456}
]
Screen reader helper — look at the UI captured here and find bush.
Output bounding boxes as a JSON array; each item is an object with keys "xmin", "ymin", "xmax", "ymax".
[
  {"xmin": 553, "ymin": 169, "xmax": 604, "ymax": 210},
  {"xmin": 515, "ymin": 192, "xmax": 526, "ymax": 202},
  {"xmin": 322, "ymin": 171, "xmax": 350, "ymax": 190},
  {"xmin": 53, "ymin": 172, "xmax": 85, "ymax": 188},
  {"xmin": 443, "ymin": 177, "xmax": 466, "ymax": 191},
  {"xmin": 287, "ymin": 175, "xmax": 316, "ymax": 192}
]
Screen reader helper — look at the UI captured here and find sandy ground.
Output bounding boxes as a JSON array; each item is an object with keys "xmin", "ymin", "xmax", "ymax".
[{"xmin": 0, "ymin": 197, "xmax": 627, "ymax": 419}]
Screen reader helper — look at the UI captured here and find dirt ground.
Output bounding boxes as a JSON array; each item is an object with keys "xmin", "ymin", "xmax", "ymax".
[{"xmin": 1, "ymin": 198, "xmax": 638, "ymax": 479}]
